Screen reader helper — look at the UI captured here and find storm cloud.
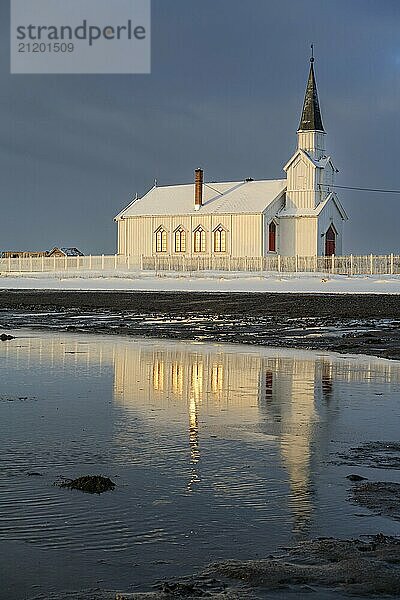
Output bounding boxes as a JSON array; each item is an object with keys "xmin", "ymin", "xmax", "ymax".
[{"xmin": 1, "ymin": 0, "xmax": 399, "ymax": 254}]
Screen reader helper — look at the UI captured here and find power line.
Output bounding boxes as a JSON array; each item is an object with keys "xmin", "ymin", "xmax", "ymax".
[
  {"xmin": 206, "ymin": 181, "xmax": 400, "ymax": 196},
  {"xmin": 321, "ymin": 184, "xmax": 400, "ymax": 194}
]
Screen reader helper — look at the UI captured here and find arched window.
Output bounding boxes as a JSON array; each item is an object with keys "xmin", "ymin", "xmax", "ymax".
[
  {"xmin": 269, "ymin": 221, "xmax": 277, "ymax": 252},
  {"xmin": 213, "ymin": 225, "xmax": 227, "ymax": 253},
  {"xmin": 155, "ymin": 227, "xmax": 167, "ymax": 253},
  {"xmin": 153, "ymin": 359, "xmax": 164, "ymax": 391},
  {"xmin": 211, "ymin": 363, "xmax": 224, "ymax": 393},
  {"xmin": 325, "ymin": 225, "xmax": 336, "ymax": 256},
  {"xmin": 174, "ymin": 227, "xmax": 186, "ymax": 253},
  {"xmin": 265, "ymin": 371, "xmax": 273, "ymax": 400},
  {"xmin": 193, "ymin": 226, "xmax": 206, "ymax": 253}
]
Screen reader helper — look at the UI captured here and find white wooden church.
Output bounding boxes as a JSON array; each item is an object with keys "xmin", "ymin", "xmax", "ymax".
[{"xmin": 115, "ymin": 57, "xmax": 348, "ymax": 258}]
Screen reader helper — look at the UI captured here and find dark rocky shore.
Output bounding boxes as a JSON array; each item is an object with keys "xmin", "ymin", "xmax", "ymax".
[{"xmin": 0, "ymin": 290, "xmax": 400, "ymax": 359}]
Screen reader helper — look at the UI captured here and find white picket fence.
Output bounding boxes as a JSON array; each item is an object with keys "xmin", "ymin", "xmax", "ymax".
[
  {"xmin": 142, "ymin": 254, "xmax": 400, "ymax": 275},
  {"xmin": 0, "ymin": 253, "xmax": 399, "ymax": 276},
  {"xmin": 0, "ymin": 254, "xmax": 140, "ymax": 274}
]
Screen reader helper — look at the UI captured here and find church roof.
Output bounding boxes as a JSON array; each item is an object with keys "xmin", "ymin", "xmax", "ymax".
[
  {"xmin": 115, "ymin": 179, "xmax": 287, "ymax": 219},
  {"xmin": 298, "ymin": 60, "xmax": 325, "ymax": 132}
]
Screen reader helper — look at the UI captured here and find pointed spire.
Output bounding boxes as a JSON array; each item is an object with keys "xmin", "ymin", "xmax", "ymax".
[{"xmin": 298, "ymin": 46, "xmax": 325, "ymax": 133}]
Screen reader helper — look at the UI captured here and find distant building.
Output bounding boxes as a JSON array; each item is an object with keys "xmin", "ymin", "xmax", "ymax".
[
  {"xmin": 1, "ymin": 251, "xmax": 47, "ymax": 259},
  {"xmin": 47, "ymin": 247, "xmax": 84, "ymax": 257},
  {"xmin": 115, "ymin": 55, "xmax": 347, "ymax": 258},
  {"xmin": 2, "ymin": 247, "xmax": 84, "ymax": 259}
]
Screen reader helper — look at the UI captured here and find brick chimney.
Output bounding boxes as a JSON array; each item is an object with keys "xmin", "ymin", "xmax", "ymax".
[{"xmin": 194, "ymin": 168, "xmax": 203, "ymax": 211}]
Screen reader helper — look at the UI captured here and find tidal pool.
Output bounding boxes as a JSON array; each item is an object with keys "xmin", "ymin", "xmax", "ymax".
[{"xmin": 1, "ymin": 330, "xmax": 399, "ymax": 599}]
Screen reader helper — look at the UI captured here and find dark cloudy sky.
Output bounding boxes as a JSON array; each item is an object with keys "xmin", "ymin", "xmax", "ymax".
[{"xmin": 1, "ymin": 0, "xmax": 399, "ymax": 254}]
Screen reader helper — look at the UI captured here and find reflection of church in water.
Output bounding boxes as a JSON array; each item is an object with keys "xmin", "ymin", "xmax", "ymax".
[
  {"xmin": 4, "ymin": 335, "xmax": 400, "ymax": 535},
  {"xmin": 112, "ymin": 340, "xmax": 398, "ymax": 534}
]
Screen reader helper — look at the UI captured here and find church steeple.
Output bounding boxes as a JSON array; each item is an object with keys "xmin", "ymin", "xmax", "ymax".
[
  {"xmin": 284, "ymin": 49, "xmax": 336, "ymax": 217},
  {"xmin": 298, "ymin": 51, "xmax": 325, "ymax": 133},
  {"xmin": 296, "ymin": 47, "xmax": 326, "ymax": 159}
]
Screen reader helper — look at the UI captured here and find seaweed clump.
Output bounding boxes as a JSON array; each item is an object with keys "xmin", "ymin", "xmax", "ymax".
[
  {"xmin": 57, "ymin": 475, "xmax": 116, "ymax": 494},
  {"xmin": 0, "ymin": 333, "xmax": 14, "ymax": 341},
  {"xmin": 351, "ymin": 481, "xmax": 400, "ymax": 521}
]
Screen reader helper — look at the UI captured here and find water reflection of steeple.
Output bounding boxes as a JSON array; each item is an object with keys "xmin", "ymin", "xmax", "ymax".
[{"xmin": 258, "ymin": 357, "xmax": 319, "ymax": 537}]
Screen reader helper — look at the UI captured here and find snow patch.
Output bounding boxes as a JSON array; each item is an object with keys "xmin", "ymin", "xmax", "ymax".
[{"xmin": 1, "ymin": 271, "xmax": 400, "ymax": 294}]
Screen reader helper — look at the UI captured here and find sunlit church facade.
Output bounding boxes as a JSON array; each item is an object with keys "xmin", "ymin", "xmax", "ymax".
[{"xmin": 115, "ymin": 57, "xmax": 348, "ymax": 258}]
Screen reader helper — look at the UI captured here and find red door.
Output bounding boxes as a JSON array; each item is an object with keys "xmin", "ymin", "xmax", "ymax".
[
  {"xmin": 269, "ymin": 222, "xmax": 276, "ymax": 252},
  {"xmin": 325, "ymin": 225, "xmax": 336, "ymax": 256}
]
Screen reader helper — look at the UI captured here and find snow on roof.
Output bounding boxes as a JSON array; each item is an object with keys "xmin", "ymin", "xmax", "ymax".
[
  {"xmin": 49, "ymin": 247, "xmax": 84, "ymax": 256},
  {"xmin": 115, "ymin": 179, "xmax": 287, "ymax": 219},
  {"xmin": 284, "ymin": 149, "xmax": 337, "ymax": 173},
  {"xmin": 61, "ymin": 247, "xmax": 84, "ymax": 256},
  {"xmin": 278, "ymin": 192, "xmax": 348, "ymax": 220}
]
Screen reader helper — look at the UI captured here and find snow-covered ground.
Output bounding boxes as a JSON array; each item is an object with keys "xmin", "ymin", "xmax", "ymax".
[{"xmin": 1, "ymin": 270, "xmax": 400, "ymax": 293}]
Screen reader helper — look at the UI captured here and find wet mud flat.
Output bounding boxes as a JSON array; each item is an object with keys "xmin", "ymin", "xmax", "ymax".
[
  {"xmin": 1, "ymin": 312, "xmax": 399, "ymax": 599},
  {"xmin": 1, "ymin": 290, "xmax": 400, "ymax": 359},
  {"xmin": 29, "ymin": 535, "xmax": 400, "ymax": 599},
  {"xmin": 335, "ymin": 441, "xmax": 400, "ymax": 523}
]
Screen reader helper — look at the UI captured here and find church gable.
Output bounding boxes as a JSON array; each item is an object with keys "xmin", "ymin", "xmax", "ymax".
[
  {"xmin": 283, "ymin": 148, "xmax": 316, "ymax": 174},
  {"xmin": 316, "ymin": 192, "xmax": 348, "ymax": 221},
  {"xmin": 284, "ymin": 149, "xmax": 318, "ymax": 211},
  {"xmin": 290, "ymin": 156, "xmax": 312, "ymax": 191},
  {"xmin": 317, "ymin": 195, "xmax": 347, "ymax": 256}
]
